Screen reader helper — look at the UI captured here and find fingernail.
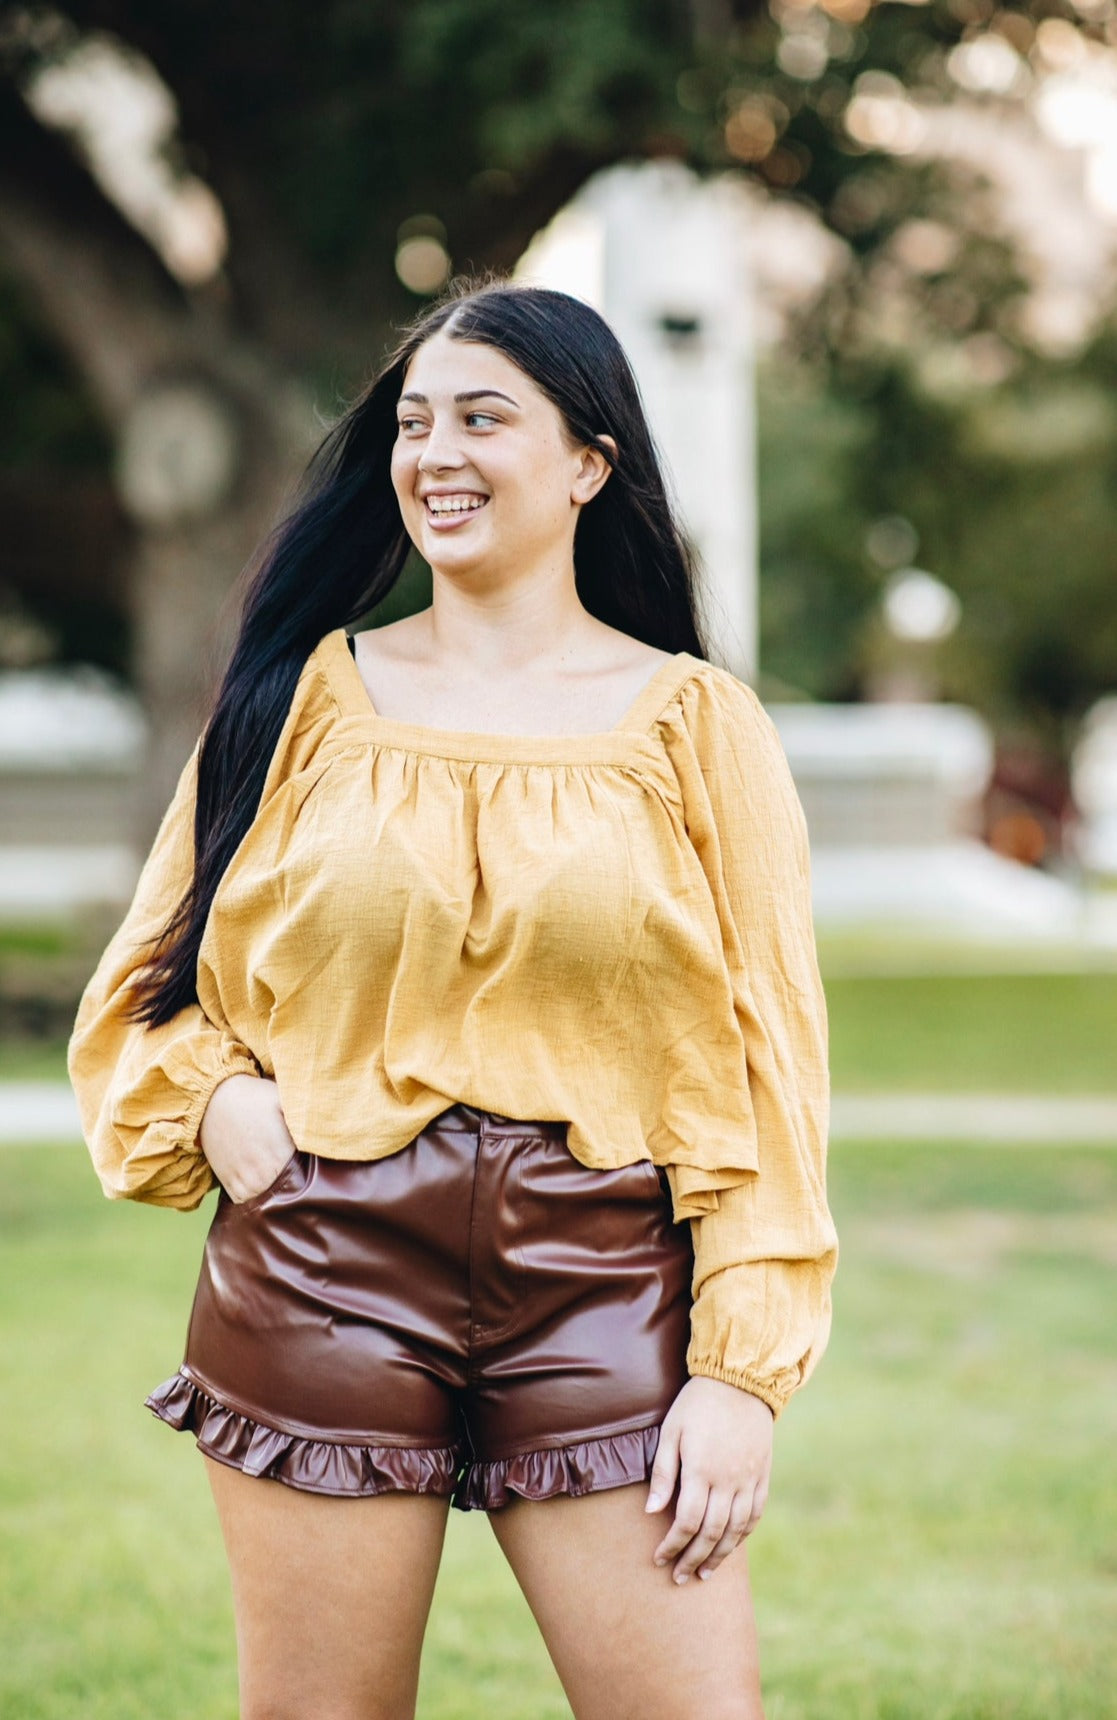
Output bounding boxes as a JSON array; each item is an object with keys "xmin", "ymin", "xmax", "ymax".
[
  {"xmin": 654, "ymin": 1557, "xmax": 667, "ymax": 1567},
  {"xmin": 645, "ymin": 1495, "xmax": 663, "ymax": 1511},
  {"xmin": 674, "ymin": 1573, "xmax": 689, "ymax": 1586},
  {"xmin": 698, "ymin": 1568, "xmax": 712, "ymax": 1580}
]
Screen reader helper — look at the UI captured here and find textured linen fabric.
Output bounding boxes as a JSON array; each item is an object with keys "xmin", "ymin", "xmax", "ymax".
[{"xmin": 68, "ymin": 626, "xmax": 837, "ymax": 1416}]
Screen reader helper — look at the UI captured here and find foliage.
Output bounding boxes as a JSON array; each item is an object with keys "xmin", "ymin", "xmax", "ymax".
[
  {"xmin": 2, "ymin": 0, "xmax": 1116, "ymax": 747},
  {"xmin": 738, "ymin": 2, "xmax": 1117, "ymax": 748},
  {"xmin": 0, "ymin": 274, "xmax": 107, "ymax": 469},
  {"xmin": 758, "ymin": 312, "xmax": 1117, "ymax": 746},
  {"xmin": 0, "ymin": 0, "xmax": 712, "ymax": 332},
  {"xmin": 758, "ymin": 356, "xmax": 876, "ymax": 702}
]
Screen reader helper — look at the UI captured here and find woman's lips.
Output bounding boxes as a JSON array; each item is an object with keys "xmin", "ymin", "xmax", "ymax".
[{"xmin": 419, "ymin": 495, "xmax": 485, "ymax": 526}]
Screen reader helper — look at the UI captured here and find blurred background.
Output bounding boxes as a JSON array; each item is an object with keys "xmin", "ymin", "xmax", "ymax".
[{"xmin": 0, "ymin": 3, "xmax": 1114, "ymax": 1716}]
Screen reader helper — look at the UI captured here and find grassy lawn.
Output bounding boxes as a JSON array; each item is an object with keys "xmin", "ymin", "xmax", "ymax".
[
  {"xmin": 1, "ymin": 1140, "xmax": 1114, "ymax": 1718},
  {"xmin": 9, "ymin": 967, "xmax": 1117, "ymax": 1093},
  {"xmin": 825, "ymin": 971, "xmax": 1117, "ymax": 1095},
  {"xmin": 0, "ymin": 1040, "xmax": 71, "ymax": 1080}
]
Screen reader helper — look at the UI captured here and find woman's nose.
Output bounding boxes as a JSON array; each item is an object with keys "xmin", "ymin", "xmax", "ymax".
[{"xmin": 417, "ymin": 419, "xmax": 465, "ymax": 471}]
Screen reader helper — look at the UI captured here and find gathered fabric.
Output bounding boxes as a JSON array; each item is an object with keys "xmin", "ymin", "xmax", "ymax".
[
  {"xmin": 146, "ymin": 1372, "xmax": 666, "ymax": 1512},
  {"xmin": 67, "ymin": 627, "xmax": 837, "ymax": 1416},
  {"xmin": 144, "ymin": 1105, "xmax": 695, "ymax": 1509}
]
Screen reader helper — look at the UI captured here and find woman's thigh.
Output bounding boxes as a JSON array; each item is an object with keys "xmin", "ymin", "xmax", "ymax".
[
  {"xmin": 204, "ymin": 1457, "xmax": 451, "ymax": 1720},
  {"xmin": 488, "ymin": 1479, "xmax": 764, "ymax": 1720}
]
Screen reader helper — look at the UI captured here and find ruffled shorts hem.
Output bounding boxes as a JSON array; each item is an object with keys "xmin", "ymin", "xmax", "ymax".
[
  {"xmin": 145, "ymin": 1372, "xmax": 662, "ymax": 1513},
  {"xmin": 456, "ymin": 1422, "xmax": 662, "ymax": 1512}
]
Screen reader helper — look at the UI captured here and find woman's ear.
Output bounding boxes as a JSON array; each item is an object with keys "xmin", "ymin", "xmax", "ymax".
[{"xmin": 571, "ymin": 435, "xmax": 618, "ymax": 505}]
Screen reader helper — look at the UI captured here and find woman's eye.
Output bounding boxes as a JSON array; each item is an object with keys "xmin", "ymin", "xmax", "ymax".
[{"xmin": 396, "ymin": 411, "xmax": 498, "ymax": 434}]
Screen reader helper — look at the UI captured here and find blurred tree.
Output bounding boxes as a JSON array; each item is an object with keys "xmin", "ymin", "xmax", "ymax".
[
  {"xmin": 1, "ymin": 0, "xmax": 1115, "ymax": 826},
  {"xmin": 0, "ymin": 0, "xmax": 746, "ymax": 829},
  {"xmin": 739, "ymin": 0, "xmax": 1117, "ymax": 779},
  {"xmin": 0, "ymin": 269, "xmax": 126, "ymax": 672},
  {"xmin": 757, "ymin": 150, "xmax": 1117, "ymax": 772},
  {"xmin": 759, "ymin": 323, "xmax": 1117, "ymax": 746}
]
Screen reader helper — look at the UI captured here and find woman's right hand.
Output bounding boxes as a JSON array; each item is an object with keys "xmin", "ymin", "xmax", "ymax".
[{"xmin": 199, "ymin": 1073, "xmax": 298, "ymax": 1204}]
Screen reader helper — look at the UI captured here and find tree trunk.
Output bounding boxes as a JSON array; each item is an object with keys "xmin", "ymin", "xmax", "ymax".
[
  {"xmin": 0, "ymin": 90, "xmax": 317, "ymax": 845},
  {"xmin": 126, "ymin": 463, "xmax": 293, "ymax": 844}
]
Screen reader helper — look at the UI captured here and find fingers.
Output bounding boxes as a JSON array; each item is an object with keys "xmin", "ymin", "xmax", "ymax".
[
  {"xmin": 644, "ymin": 1377, "xmax": 775, "ymax": 1585},
  {"xmin": 654, "ymin": 1481, "xmax": 740, "ymax": 1583},
  {"xmin": 200, "ymin": 1075, "xmax": 296, "ymax": 1202},
  {"xmin": 654, "ymin": 1478, "xmax": 769, "ymax": 1583},
  {"xmin": 223, "ymin": 1140, "xmax": 296, "ymax": 1205},
  {"xmin": 744, "ymin": 1474, "xmax": 769, "ymax": 1539},
  {"xmin": 695, "ymin": 1492, "xmax": 758, "ymax": 1580},
  {"xmin": 644, "ymin": 1423, "xmax": 680, "ymax": 1515}
]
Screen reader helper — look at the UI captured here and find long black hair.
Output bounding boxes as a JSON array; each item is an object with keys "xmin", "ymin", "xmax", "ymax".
[{"xmin": 127, "ymin": 277, "xmax": 714, "ymax": 1028}]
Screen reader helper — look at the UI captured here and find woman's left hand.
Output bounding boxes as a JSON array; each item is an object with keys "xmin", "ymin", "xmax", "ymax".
[{"xmin": 644, "ymin": 1377, "xmax": 774, "ymax": 1584}]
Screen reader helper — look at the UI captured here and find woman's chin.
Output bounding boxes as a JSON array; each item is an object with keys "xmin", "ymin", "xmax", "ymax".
[{"xmin": 423, "ymin": 536, "xmax": 501, "ymax": 580}]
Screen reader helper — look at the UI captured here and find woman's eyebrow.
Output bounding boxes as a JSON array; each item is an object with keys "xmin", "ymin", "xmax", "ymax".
[{"xmin": 398, "ymin": 389, "xmax": 520, "ymax": 407}]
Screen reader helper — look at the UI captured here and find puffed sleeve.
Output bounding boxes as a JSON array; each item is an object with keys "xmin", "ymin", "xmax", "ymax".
[
  {"xmin": 662, "ymin": 668, "xmax": 838, "ymax": 1417},
  {"xmin": 66, "ymin": 736, "xmax": 264, "ymax": 1211}
]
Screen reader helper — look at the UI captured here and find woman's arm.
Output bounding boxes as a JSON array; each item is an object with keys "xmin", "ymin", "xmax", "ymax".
[
  {"xmin": 67, "ymin": 739, "xmax": 264, "ymax": 1210},
  {"xmin": 648, "ymin": 669, "xmax": 837, "ymax": 1579}
]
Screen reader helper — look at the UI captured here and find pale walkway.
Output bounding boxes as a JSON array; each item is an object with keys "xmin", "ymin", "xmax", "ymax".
[
  {"xmin": 830, "ymin": 1092, "xmax": 1117, "ymax": 1144},
  {"xmin": 4, "ymin": 1082, "xmax": 1117, "ymax": 1145}
]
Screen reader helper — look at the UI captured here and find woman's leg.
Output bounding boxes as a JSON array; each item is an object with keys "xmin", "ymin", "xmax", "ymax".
[
  {"xmin": 205, "ymin": 1457, "xmax": 451, "ymax": 1720},
  {"xmin": 487, "ymin": 1480, "xmax": 764, "ymax": 1720}
]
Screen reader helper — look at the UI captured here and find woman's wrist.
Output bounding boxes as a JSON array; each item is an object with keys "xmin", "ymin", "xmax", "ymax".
[{"xmin": 685, "ymin": 1365, "xmax": 783, "ymax": 1419}]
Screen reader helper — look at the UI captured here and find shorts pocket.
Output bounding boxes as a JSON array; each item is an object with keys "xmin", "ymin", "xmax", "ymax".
[{"xmin": 225, "ymin": 1148, "xmax": 302, "ymax": 1216}]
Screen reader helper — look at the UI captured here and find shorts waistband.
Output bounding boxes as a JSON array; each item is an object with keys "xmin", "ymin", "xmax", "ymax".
[{"xmin": 431, "ymin": 1102, "xmax": 568, "ymax": 1145}]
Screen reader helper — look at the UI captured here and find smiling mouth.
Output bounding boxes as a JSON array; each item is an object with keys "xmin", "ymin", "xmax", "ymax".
[{"xmin": 423, "ymin": 494, "xmax": 489, "ymax": 517}]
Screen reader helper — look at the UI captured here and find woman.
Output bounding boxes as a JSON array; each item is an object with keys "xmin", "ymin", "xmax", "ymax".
[{"xmin": 68, "ymin": 280, "xmax": 837, "ymax": 1720}]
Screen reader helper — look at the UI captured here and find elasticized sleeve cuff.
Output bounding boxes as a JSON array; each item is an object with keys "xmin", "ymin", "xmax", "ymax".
[
  {"xmin": 66, "ymin": 733, "xmax": 268, "ymax": 1212},
  {"xmin": 685, "ymin": 1280, "xmax": 833, "ymax": 1419},
  {"xmin": 681, "ymin": 1175, "xmax": 839, "ymax": 1420},
  {"xmin": 76, "ymin": 1004, "xmax": 264, "ymax": 1211}
]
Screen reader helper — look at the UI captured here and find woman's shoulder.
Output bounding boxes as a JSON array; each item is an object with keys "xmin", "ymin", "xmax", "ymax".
[
  {"xmin": 251, "ymin": 630, "xmax": 350, "ymax": 803},
  {"xmin": 657, "ymin": 653, "xmax": 768, "ymax": 738},
  {"xmin": 654, "ymin": 656, "xmax": 801, "ymax": 813}
]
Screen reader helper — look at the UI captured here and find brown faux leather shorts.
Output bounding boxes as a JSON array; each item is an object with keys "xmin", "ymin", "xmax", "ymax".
[{"xmin": 146, "ymin": 1102, "xmax": 694, "ymax": 1511}]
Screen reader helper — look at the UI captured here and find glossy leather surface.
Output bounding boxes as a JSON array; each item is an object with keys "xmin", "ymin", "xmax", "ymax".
[{"xmin": 147, "ymin": 1103, "xmax": 694, "ymax": 1508}]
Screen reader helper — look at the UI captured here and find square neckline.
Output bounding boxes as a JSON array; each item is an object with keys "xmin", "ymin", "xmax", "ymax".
[{"xmin": 316, "ymin": 627, "xmax": 701, "ymax": 766}]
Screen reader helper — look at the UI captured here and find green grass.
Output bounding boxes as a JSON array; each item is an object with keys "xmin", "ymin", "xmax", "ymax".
[
  {"xmin": 825, "ymin": 972, "xmax": 1117, "ymax": 1094},
  {"xmin": 0, "ymin": 926, "xmax": 74, "ymax": 959},
  {"xmin": 1, "ymin": 1141, "xmax": 1114, "ymax": 1718},
  {"xmin": 756, "ymin": 1143, "xmax": 1117, "ymax": 1719},
  {"xmin": 8, "ymin": 968, "xmax": 1117, "ymax": 1093},
  {"xmin": 0, "ymin": 1039, "xmax": 71, "ymax": 1080}
]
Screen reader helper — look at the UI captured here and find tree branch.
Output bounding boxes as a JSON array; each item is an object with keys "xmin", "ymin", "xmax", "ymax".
[{"xmin": 0, "ymin": 83, "xmax": 202, "ymax": 426}]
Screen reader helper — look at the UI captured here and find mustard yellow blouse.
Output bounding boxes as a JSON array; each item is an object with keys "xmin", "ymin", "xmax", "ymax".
[{"xmin": 67, "ymin": 627, "xmax": 837, "ymax": 1417}]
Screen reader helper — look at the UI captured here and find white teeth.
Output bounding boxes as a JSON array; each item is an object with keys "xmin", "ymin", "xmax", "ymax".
[{"xmin": 426, "ymin": 495, "xmax": 486, "ymax": 515}]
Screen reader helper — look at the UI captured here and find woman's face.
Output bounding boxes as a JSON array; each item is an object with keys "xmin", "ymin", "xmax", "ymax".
[{"xmin": 390, "ymin": 328, "xmax": 610, "ymax": 584}]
